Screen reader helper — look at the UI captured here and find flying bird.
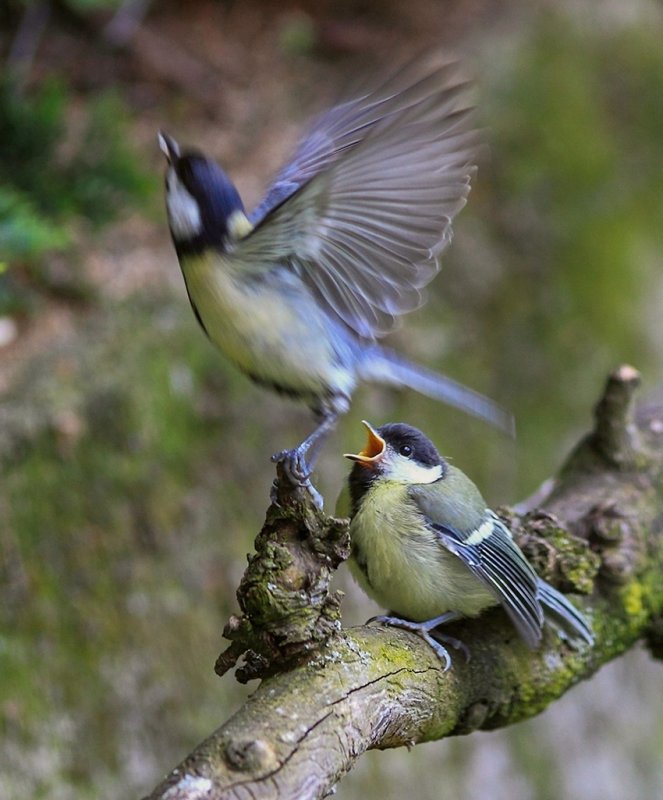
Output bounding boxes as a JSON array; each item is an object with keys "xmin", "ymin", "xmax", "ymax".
[{"xmin": 159, "ymin": 58, "xmax": 513, "ymax": 497}]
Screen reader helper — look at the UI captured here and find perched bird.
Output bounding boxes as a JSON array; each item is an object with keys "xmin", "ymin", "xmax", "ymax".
[
  {"xmin": 159, "ymin": 58, "xmax": 513, "ymax": 491},
  {"xmin": 340, "ymin": 421, "xmax": 593, "ymax": 668}
]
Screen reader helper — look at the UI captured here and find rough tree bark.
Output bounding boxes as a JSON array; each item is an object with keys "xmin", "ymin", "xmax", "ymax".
[{"xmin": 145, "ymin": 366, "xmax": 663, "ymax": 800}]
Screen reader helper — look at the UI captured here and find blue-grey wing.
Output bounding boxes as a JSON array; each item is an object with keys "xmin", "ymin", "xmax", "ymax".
[
  {"xmin": 430, "ymin": 511, "xmax": 544, "ymax": 647},
  {"xmin": 239, "ymin": 56, "xmax": 478, "ymax": 340}
]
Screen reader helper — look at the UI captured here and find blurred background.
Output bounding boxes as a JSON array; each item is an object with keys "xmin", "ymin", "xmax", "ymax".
[{"xmin": 1, "ymin": 0, "xmax": 663, "ymax": 797}]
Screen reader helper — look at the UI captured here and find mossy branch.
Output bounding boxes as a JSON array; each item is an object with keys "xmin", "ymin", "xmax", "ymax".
[{"xmin": 145, "ymin": 366, "xmax": 663, "ymax": 800}]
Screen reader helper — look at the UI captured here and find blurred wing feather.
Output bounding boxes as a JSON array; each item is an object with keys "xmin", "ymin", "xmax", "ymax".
[{"xmin": 238, "ymin": 59, "xmax": 479, "ymax": 339}]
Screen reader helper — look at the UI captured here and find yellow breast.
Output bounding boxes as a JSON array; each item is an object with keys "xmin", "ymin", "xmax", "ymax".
[
  {"xmin": 179, "ymin": 252, "xmax": 354, "ymax": 396},
  {"xmin": 349, "ymin": 481, "xmax": 495, "ymax": 621}
]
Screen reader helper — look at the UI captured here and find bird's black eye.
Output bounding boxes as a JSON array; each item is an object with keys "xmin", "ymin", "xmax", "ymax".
[{"xmin": 399, "ymin": 444, "xmax": 413, "ymax": 457}]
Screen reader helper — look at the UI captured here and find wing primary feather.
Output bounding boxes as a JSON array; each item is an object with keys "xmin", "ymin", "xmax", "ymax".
[
  {"xmin": 431, "ymin": 520, "xmax": 543, "ymax": 647},
  {"xmin": 239, "ymin": 56, "xmax": 479, "ymax": 340}
]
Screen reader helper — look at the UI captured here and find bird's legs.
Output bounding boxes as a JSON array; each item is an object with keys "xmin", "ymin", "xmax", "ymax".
[
  {"xmin": 368, "ymin": 611, "xmax": 470, "ymax": 670},
  {"xmin": 271, "ymin": 410, "xmax": 341, "ymax": 507}
]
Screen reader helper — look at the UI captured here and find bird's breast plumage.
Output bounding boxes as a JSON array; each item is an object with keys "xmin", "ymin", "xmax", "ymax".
[
  {"xmin": 349, "ymin": 480, "xmax": 495, "ymax": 621},
  {"xmin": 178, "ymin": 250, "xmax": 358, "ymax": 406}
]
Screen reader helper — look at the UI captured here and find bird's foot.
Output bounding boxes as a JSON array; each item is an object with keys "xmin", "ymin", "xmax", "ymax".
[
  {"xmin": 429, "ymin": 629, "xmax": 471, "ymax": 664},
  {"xmin": 271, "ymin": 448, "xmax": 323, "ymax": 509},
  {"xmin": 367, "ymin": 612, "xmax": 469, "ymax": 670},
  {"xmin": 271, "ymin": 446, "xmax": 311, "ymax": 484}
]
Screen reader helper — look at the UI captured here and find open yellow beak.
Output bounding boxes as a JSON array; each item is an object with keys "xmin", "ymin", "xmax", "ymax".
[{"xmin": 344, "ymin": 420, "xmax": 386, "ymax": 467}]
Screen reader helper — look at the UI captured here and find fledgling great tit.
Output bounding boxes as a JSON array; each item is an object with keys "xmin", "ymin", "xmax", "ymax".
[
  {"xmin": 159, "ymin": 58, "xmax": 514, "ymax": 492},
  {"xmin": 339, "ymin": 421, "xmax": 594, "ymax": 669}
]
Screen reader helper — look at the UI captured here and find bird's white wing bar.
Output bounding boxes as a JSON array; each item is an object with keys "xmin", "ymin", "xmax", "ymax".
[{"xmin": 429, "ymin": 514, "xmax": 544, "ymax": 647}]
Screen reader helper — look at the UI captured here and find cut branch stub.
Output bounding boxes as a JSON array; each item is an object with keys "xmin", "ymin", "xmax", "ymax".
[
  {"xmin": 564, "ymin": 365, "xmax": 651, "ymax": 474},
  {"xmin": 592, "ymin": 364, "xmax": 646, "ymax": 467},
  {"xmin": 215, "ymin": 464, "xmax": 350, "ymax": 683}
]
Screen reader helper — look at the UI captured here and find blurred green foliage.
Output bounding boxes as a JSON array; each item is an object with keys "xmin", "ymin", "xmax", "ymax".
[
  {"xmin": 0, "ymin": 186, "xmax": 68, "ymax": 261},
  {"xmin": 0, "ymin": 76, "xmax": 153, "ymax": 313}
]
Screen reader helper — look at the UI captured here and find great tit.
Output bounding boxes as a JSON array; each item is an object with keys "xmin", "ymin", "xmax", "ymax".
[
  {"xmin": 339, "ymin": 421, "xmax": 593, "ymax": 669},
  {"xmin": 159, "ymin": 59, "xmax": 514, "ymax": 489}
]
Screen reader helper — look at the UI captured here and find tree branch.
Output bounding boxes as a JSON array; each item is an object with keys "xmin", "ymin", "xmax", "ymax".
[{"xmin": 145, "ymin": 366, "xmax": 663, "ymax": 800}]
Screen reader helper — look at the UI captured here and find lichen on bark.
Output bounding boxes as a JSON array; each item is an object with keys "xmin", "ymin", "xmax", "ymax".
[{"xmin": 215, "ymin": 464, "xmax": 350, "ymax": 683}]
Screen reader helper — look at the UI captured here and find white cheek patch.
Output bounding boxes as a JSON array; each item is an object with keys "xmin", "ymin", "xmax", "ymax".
[
  {"xmin": 166, "ymin": 171, "xmax": 202, "ymax": 238},
  {"xmin": 388, "ymin": 457, "xmax": 443, "ymax": 485}
]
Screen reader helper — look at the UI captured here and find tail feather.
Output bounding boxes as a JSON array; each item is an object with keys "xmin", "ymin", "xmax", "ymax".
[
  {"xmin": 361, "ymin": 346, "xmax": 515, "ymax": 436},
  {"xmin": 537, "ymin": 580, "xmax": 594, "ymax": 647}
]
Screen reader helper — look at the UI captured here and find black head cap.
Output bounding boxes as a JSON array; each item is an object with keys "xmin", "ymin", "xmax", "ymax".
[
  {"xmin": 377, "ymin": 422, "xmax": 443, "ymax": 468},
  {"xmin": 160, "ymin": 132, "xmax": 244, "ymax": 253},
  {"xmin": 347, "ymin": 422, "xmax": 444, "ymax": 513}
]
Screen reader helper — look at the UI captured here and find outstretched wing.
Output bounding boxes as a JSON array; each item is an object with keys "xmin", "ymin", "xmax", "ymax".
[
  {"xmin": 429, "ymin": 510, "xmax": 544, "ymax": 647},
  {"xmin": 235, "ymin": 57, "xmax": 478, "ymax": 340}
]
